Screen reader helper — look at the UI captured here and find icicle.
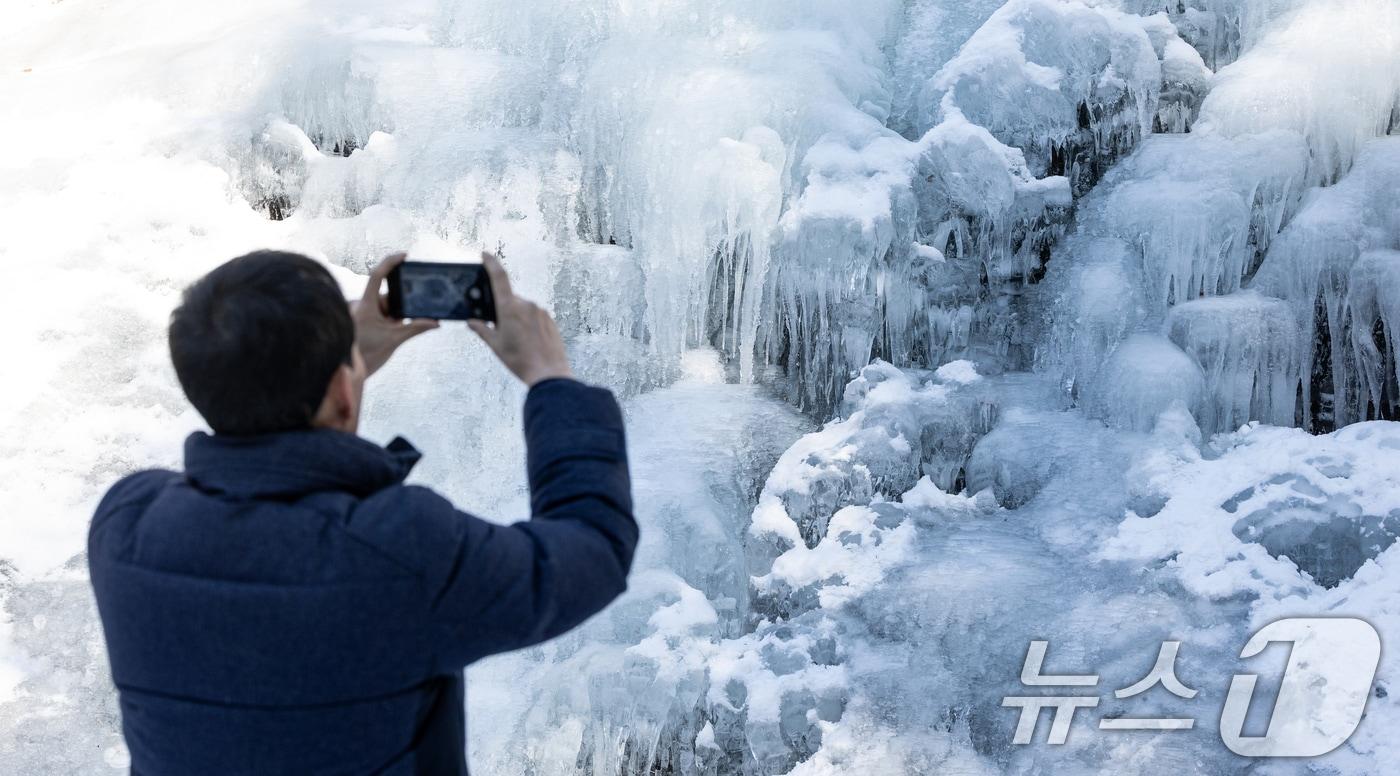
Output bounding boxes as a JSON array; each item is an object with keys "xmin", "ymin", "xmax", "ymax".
[
  {"xmin": 1038, "ymin": 130, "xmax": 1308, "ymax": 410},
  {"xmin": 1252, "ymin": 138, "xmax": 1400, "ymax": 430},
  {"xmin": 1344, "ymin": 251, "xmax": 1400, "ymax": 423},
  {"xmin": 1167, "ymin": 291, "xmax": 1299, "ymax": 434},
  {"xmin": 1037, "ymin": 237, "xmax": 1145, "ymax": 398}
]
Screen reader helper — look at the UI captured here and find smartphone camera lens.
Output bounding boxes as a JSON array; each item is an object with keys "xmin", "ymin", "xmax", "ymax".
[{"xmin": 468, "ymin": 287, "xmax": 482, "ymax": 300}]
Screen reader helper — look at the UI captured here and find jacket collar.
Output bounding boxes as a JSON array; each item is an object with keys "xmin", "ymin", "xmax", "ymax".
[{"xmin": 184, "ymin": 429, "xmax": 422, "ymax": 499}]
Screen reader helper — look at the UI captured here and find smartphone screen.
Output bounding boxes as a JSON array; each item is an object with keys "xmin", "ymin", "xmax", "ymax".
[{"xmin": 387, "ymin": 261, "xmax": 496, "ymax": 322}]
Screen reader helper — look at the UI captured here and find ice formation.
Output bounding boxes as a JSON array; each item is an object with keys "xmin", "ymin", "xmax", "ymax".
[
  {"xmin": 3, "ymin": 0, "xmax": 1400, "ymax": 773},
  {"xmin": 1255, "ymin": 139, "xmax": 1400, "ymax": 429}
]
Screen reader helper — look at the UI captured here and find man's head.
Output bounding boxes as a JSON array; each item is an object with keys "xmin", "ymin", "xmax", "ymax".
[{"xmin": 169, "ymin": 250, "xmax": 365, "ymax": 436}]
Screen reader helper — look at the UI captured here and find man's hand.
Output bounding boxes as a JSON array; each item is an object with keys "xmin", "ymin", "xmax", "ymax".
[
  {"xmin": 353, "ymin": 252, "xmax": 439, "ymax": 377},
  {"xmin": 468, "ymin": 252, "xmax": 574, "ymax": 387}
]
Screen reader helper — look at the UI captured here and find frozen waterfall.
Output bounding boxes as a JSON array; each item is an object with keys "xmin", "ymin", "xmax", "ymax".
[{"xmin": 2, "ymin": 0, "xmax": 1399, "ymax": 774}]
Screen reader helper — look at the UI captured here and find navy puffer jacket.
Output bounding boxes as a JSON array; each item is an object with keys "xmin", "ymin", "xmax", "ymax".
[{"xmin": 88, "ymin": 378, "xmax": 636, "ymax": 775}]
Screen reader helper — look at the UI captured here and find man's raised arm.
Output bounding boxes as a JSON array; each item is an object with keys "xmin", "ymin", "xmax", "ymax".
[
  {"xmin": 416, "ymin": 252, "xmax": 637, "ymax": 669},
  {"xmin": 401, "ymin": 376, "xmax": 634, "ymax": 670}
]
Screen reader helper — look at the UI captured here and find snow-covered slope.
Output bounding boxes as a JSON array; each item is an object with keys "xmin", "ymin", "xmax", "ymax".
[{"xmin": 2, "ymin": 0, "xmax": 1398, "ymax": 773}]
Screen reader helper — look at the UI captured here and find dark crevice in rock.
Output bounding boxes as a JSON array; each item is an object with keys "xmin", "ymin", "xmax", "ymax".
[
  {"xmin": 263, "ymin": 193, "xmax": 292, "ymax": 221},
  {"xmin": 310, "ymin": 135, "xmax": 360, "ymax": 157},
  {"xmin": 1306, "ymin": 292, "xmax": 1337, "ymax": 433}
]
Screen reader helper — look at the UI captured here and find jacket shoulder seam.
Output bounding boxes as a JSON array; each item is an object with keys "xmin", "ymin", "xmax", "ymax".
[{"xmin": 329, "ymin": 486, "xmax": 443, "ymax": 583}]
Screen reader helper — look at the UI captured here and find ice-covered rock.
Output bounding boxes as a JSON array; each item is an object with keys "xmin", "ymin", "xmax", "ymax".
[
  {"xmin": 764, "ymin": 0, "xmax": 1210, "ymax": 412},
  {"xmin": 1037, "ymin": 125, "xmax": 1310, "ymax": 432},
  {"xmin": 1137, "ymin": 12, "xmax": 1213, "ymax": 133},
  {"xmin": 748, "ymin": 361, "xmax": 1060, "ymax": 563},
  {"xmin": 1038, "ymin": 0, "xmax": 1398, "ymax": 439},
  {"xmin": 734, "ymin": 363, "xmax": 1275, "ymax": 774},
  {"xmin": 1119, "ymin": 0, "xmax": 1305, "ymax": 70},
  {"xmin": 966, "ymin": 405, "xmax": 1145, "ymax": 513},
  {"xmin": 915, "ymin": 115, "xmax": 1074, "ymax": 286},
  {"xmin": 1253, "ymin": 138, "xmax": 1400, "ymax": 430},
  {"xmin": 1084, "ymin": 334, "xmax": 1205, "ymax": 433},
  {"xmin": 886, "ymin": 0, "xmax": 1007, "ymax": 138},
  {"xmin": 1101, "ymin": 131, "xmax": 1306, "ymax": 307},
  {"xmin": 926, "ymin": 0, "xmax": 1163, "ymax": 191},
  {"xmin": 1037, "ymin": 128, "xmax": 1309, "ymax": 423}
]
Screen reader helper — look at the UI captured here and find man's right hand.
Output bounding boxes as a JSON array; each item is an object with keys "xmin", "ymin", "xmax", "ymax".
[{"xmin": 468, "ymin": 252, "xmax": 575, "ymax": 387}]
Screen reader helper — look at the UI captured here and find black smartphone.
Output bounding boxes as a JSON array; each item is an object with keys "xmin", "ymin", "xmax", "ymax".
[{"xmin": 386, "ymin": 261, "xmax": 496, "ymax": 322}]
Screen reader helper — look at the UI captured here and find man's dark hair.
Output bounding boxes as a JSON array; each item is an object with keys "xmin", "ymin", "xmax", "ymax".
[{"xmin": 170, "ymin": 251, "xmax": 354, "ymax": 435}]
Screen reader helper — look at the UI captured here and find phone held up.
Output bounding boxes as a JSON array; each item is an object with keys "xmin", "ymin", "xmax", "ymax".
[{"xmin": 387, "ymin": 261, "xmax": 497, "ymax": 323}]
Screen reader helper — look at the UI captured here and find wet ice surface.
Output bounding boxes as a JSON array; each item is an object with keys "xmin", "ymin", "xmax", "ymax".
[{"xmin": 3, "ymin": 0, "xmax": 1400, "ymax": 773}]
